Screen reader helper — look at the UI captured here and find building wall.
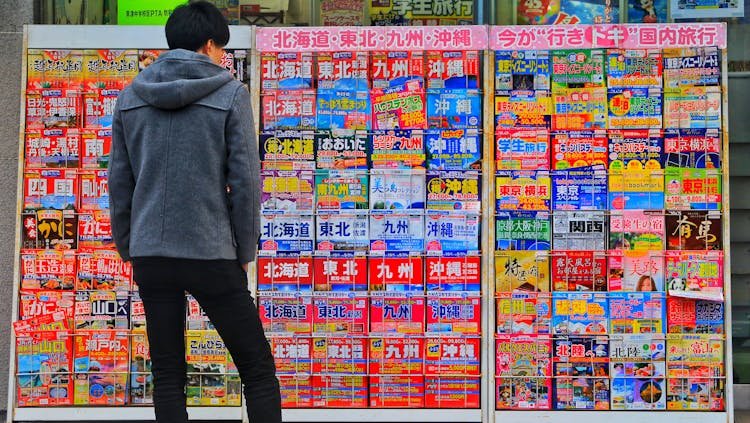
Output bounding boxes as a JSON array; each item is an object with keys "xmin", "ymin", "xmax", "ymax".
[{"xmin": 0, "ymin": 0, "xmax": 34, "ymax": 411}]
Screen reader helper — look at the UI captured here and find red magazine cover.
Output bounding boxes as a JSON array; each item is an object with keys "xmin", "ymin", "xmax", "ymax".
[
  {"xmin": 270, "ymin": 336, "xmax": 312, "ymax": 374},
  {"xmin": 426, "ymin": 376, "xmax": 480, "ymax": 408},
  {"xmin": 312, "ymin": 336, "xmax": 368, "ymax": 375},
  {"xmin": 425, "ymin": 336, "xmax": 480, "ymax": 376},
  {"xmin": 278, "ymin": 374, "xmax": 313, "ymax": 408},
  {"xmin": 313, "ymin": 256, "xmax": 368, "ymax": 291},
  {"xmin": 369, "ymin": 337, "xmax": 425, "ymax": 375},
  {"xmin": 80, "ymin": 128, "xmax": 112, "ymax": 169},
  {"xmin": 369, "ymin": 256, "xmax": 424, "ymax": 291},
  {"xmin": 551, "ymin": 250, "xmax": 607, "ymax": 291},
  {"xmin": 79, "ymin": 170, "xmax": 109, "ymax": 212},
  {"xmin": 19, "ymin": 291, "xmax": 75, "ymax": 329},
  {"xmin": 78, "ymin": 210, "xmax": 112, "ymax": 248},
  {"xmin": 23, "ymin": 169, "xmax": 79, "ymax": 210},
  {"xmin": 426, "ymin": 293, "xmax": 481, "ymax": 334},
  {"xmin": 369, "ymin": 376, "xmax": 425, "ymax": 408},
  {"xmin": 257, "ymin": 293, "xmax": 313, "ymax": 334},
  {"xmin": 425, "ymin": 255, "xmax": 481, "ymax": 292},
  {"xmin": 25, "ymin": 128, "xmax": 80, "ymax": 168},
  {"xmin": 370, "ymin": 292, "xmax": 426, "ymax": 334},
  {"xmin": 82, "ymin": 89, "xmax": 119, "ymax": 128},
  {"xmin": 257, "ymin": 256, "xmax": 313, "ymax": 292},
  {"xmin": 76, "ymin": 248, "xmax": 131, "ymax": 292},
  {"xmin": 16, "ymin": 330, "xmax": 73, "ymax": 407},
  {"xmin": 312, "ymin": 375, "xmax": 368, "ymax": 408},
  {"xmin": 312, "ymin": 292, "xmax": 369, "ymax": 335},
  {"xmin": 72, "ymin": 330, "xmax": 129, "ymax": 405},
  {"xmin": 20, "ymin": 249, "xmax": 75, "ymax": 291},
  {"xmin": 372, "ymin": 51, "xmax": 424, "ymax": 88},
  {"xmin": 426, "ymin": 51, "xmax": 480, "ymax": 90}
]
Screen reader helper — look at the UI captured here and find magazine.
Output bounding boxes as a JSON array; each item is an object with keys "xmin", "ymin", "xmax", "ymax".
[
  {"xmin": 312, "ymin": 336, "xmax": 367, "ymax": 375},
  {"xmin": 552, "ymin": 336, "xmax": 610, "ymax": 410},
  {"xmin": 76, "ymin": 248, "xmax": 131, "ymax": 292},
  {"xmin": 316, "ymin": 213, "xmax": 369, "ymax": 252},
  {"xmin": 370, "ymin": 292, "xmax": 426, "ymax": 334},
  {"xmin": 663, "ymin": 47, "xmax": 721, "ymax": 90},
  {"xmin": 495, "ymin": 90, "xmax": 552, "ymax": 128},
  {"xmin": 72, "ymin": 330, "xmax": 129, "ymax": 405},
  {"xmin": 495, "ymin": 292, "xmax": 552, "ymax": 335},
  {"xmin": 426, "ymin": 89, "xmax": 482, "ymax": 129},
  {"xmin": 27, "ymin": 50, "xmax": 83, "ymax": 91},
  {"xmin": 426, "ymin": 376, "xmax": 480, "ymax": 408},
  {"xmin": 312, "ymin": 292, "xmax": 369, "ymax": 335},
  {"xmin": 551, "ymin": 88, "xmax": 608, "ymax": 130},
  {"xmin": 495, "ymin": 50, "xmax": 551, "ymax": 92},
  {"xmin": 259, "ymin": 214, "xmax": 315, "ymax": 253},
  {"xmin": 664, "ymin": 128, "xmax": 721, "ymax": 169},
  {"xmin": 317, "ymin": 51, "xmax": 369, "ymax": 90},
  {"xmin": 606, "ymin": 49, "xmax": 663, "ymax": 88},
  {"xmin": 370, "ymin": 130, "xmax": 426, "ymax": 169},
  {"xmin": 270, "ymin": 336, "xmax": 312, "ymax": 375},
  {"xmin": 609, "ymin": 334, "xmax": 666, "ymax": 410},
  {"xmin": 369, "ymin": 376, "xmax": 425, "ymax": 408},
  {"xmin": 315, "ymin": 170, "xmax": 369, "ymax": 212},
  {"xmin": 551, "ymin": 251, "xmax": 607, "ymax": 292},
  {"xmin": 260, "ymin": 52, "xmax": 314, "ymax": 91},
  {"xmin": 80, "ymin": 128, "xmax": 111, "ymax": 169},
  {"xmin": 495, "ymin": 211, "xmax": 551, "ymax": 251},
  {"xmin": 608, "ymin": 250, "xmax": 665, "ymax": 292},
  {"xmin": 82, "ymin": 89, "xmax": 119, "ymax": 128},
  {"xmin": 316, "ymin": 89, "xmax": 371, "ymax": 130},
  {"xmin": 311, "ymin": 375, "xmax": 368, "ymax": 407},
  {"xmin": 19, "ymin": 291, "xmax": 75, "ymax": 329},
  {"xmin": 609, "ymin": 292, "xmax": 666, "ymax": 333},
  {"xmin": 261, "ymin": 89, "xmax": 316, "ymax": 130},
  {"xmin": 609, "ymin": 210, "xmax": 665, "ymax": 251},
  {"xmin": 185, "ymin": 330, "xmax": 241, "ymax": 406},
  {"xmin": 495, "ymin": 251, "xmax": 550, "ymax": 292},
  {"xmin": 551, "ymin": 165, "xmax": 608, "ymax": 210},
  {"xmin": 78, "ymin": 210, "xmax": 112, "ymax": 248},
  {"xmin": 425, "ymin": 212, "xmax": 480, "ymax": 253},
  {"xmin": 495, "ymin": 334, "xmax": 552, "ymax": 409},
  {"xmin": 21, "ymin": 209, "xmax": 78, "ymax": 250},
  {"xmin": 260, "ymin": 130, "xmax": 316, "ymax": 170},
  {"xmin": 608, "ymin": 129, "xmax": 665, "ymax": 209},
  {"xmin": 665, "ymin": 167, "xmax": 721, "ymax": 210},
  {"xmin": 25, "ymin": 128, "xmax": 80, "ymax": 168},
  {"xmin": 425, "ymin": 255, "xmax": 481, "ymax": 292},
  {"xmin": 425, "ymin": 129, "xmax": 482, "ymax": 171},
  {"xmin": 369, "ymin": 213, "xmax": 425, "ymax": 253},
  {"xmin": 257, "ymin": 256, "xmax": 314, "ymax": 292},
  {"xmin": 552, "ymin": 211, "xmax": 607, "ymax": 250},
  {"xmin": 663, "ymin": 87, "xmax": 722, "ymax": 129},
  {"xmin": 20, "ymin": 249, "xmax": 75, "ymax": 291},
  {"xmin": 667, "ymin": 297, "xmax": 724, "ymax": 334},
  {"xmin": 371, "ymin": 80, "xmax": 427, "ymax": 130},
  {"xmin": 260, "ymin": 170, "xmax": 314, "ymax": 214},
  {"xmin": 82, "ymin": 49, "xmax": 138, "ymax": 91},
  {"xmin": 665, "ymin": 333, "xmax": 725, "ymax": 411},
  {"xmin": 278, "ymin": 375, "xmax": 313, "ymax": 408},
  {"xmin": 371, "ymin": 51, "xmax": 424, "ymax": 89},
  {"xmin": 315, "ymin": 130, "xmax": 368, "ymax": 170},
  {"xmin": 495, "ymin": 128, "xmax": 550, "ymax": 171},
  {"xmin": 427, "ymin": 50, "xmax": 480, "ymax": 90},
  {"xmin": 369, "ymin": 256, "xmax": 424, "ymax": 291},
  {"xmin": 23, "ymin": 169, "xmax": 78, "ymax": 210},
  {"xmin": 551, "ymin": 49, "xmax": 606, "ymax": 89},
  {"xmin": 73, "ymin": 291, "xmax": 130, "ymax": 331},
  {"xmin": 369, "ymin": 337, "xmax": 425, "ymax": 375},
  {"xmin": 425, "ymin": 293, "xmax": 481, "ymax": 334},
  {"xmin": 495, "ymin": 170, "xmax": 551, "ymax": 211},
  {"xmin": 369, "ymin": 169, "xmax": 425, "ymax": 210},
  {"xmin": 666, "ymin": 250, "xmax": 724, "ymax": 301},
  {"xmin": 313, "ymin": 255, "xmax": 368, "ymax": 291},
  {"xmin": 551, "ymin": 130, "xmax": 607, "ymax": 171},
  {"xmin": 551, "ymin": 293, "xmax": 608, "ymax": 334},
  {"xmin": 607, "ymin": 87, "xmax": 663, "ymax": 129},
  {"xmin": 16, "ymin": 330, "xmax": 73, "ymax": 406},
  {"xmin": 257, "ymin": 293, "xmax": 313, "ymax": 334},
  {"xmin": 425, "ymin": 336, "xmax": 480, "ymax": 375},
  {"xmin": 666, "ymin": 211, "xmax": 722, "ymax": 250}
]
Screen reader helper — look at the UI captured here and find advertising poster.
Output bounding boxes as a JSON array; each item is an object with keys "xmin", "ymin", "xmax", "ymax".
[
  {"xmin": 518, "ymin": 0, "xmax": 620, "ymax": 24},
  {"xmin": 628, "ymin": 0, "xmax": 668, "ymax": 22}
]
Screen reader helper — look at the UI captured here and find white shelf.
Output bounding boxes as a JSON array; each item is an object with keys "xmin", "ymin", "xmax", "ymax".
[
  {"xmin": 494, "ymin": 411, "xmax": 730, "ymax": 423},
  {"xmin": 13, "ymin": 407, "xmax": 242, "ymax": 421},
  {"xmin": 282, "ymin": 409, "xmax": 482, "ymax": 422}
]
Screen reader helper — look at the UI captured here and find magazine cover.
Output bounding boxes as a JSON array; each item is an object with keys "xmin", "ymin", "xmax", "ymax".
[
  {"xmin": 186, "ymin": 295, "xmax": 213, "ymax": 331},
  {"xmin": 259, "ymin": 214, "xmax": 315, "ymax": 252},
  {"xmin": 495, "ymin": 292, "xmax": 552, "ymax": 334},
  {"xmin": 665, "ymin": 167, "xmax": 722, "ymax": 210},
  {"xmin": 23, "ymin": 169, "xmax": 78, "ymax": 210},
  {"xmin": 495, "ymin": 211, "xmax": 551, "ymax": 250},
  {"xmin": 312, "ymin": 292, "xmax": 368, "ymax": 335},
  {"xmin": 82, "ymin": 49, "xmax": 138, "ymax": 91},
  {"xmin": 20, "ymin": 249, "xmax": 75, "ymax": 291},
  {"xmin": 311, "ymin": 375, "xmax": 368, "ymax": 407},
  {"xmin": 260, "ymin": 170, "xmax": 314, "ymax": 214},
  {"xmin": 278, "ymin": 375, "xmax": 313, "ymax": 408},
  {"xmin": 667, "ymin": 297, "xmax": 724, "ymax": 334},
  {"xmin": 606, "ymin": 49, "xmax": 663, "ymax": 88},
  {"xmin": 608, "ymin": 250, "xmax": 665, "ymax": 292},
  {"xmin": 19, "ymin": 291, "xmax": 75, "ymax": 329},
  {"xmin": 666, "ymin": 250, "xmax": 724, "ymax": 301},
  {"xmin": 270, "ymin": 336, "xmax": 313, "ymax": 375},
  {"xmin": 494, "ymin": 90, "xmax": 552, "ymax": 128},
  {"xmin": 27, "ymin": 50, "xmax": 83, "ymax": 91},
  {"xmin": 426, "ymin": 89, "xmax": 482, "ymax": 129},
  {"xmin": 610, "ymin": 334, "xmax": 666, "ymax": 410},
  {"xmin": 551, "ymin": 165, "xmax": 608, "ymax": 210},
  {"xmin": 260, "ymin": 131, "xmax": 316, "ymax": 170},
  {"xmin": 609, "ymin": 292, "xmax": 666, "ymax": 333},
  {"xmin": 496, "ymin": 170, "xmax": 551, "ymax": 211},
  {"xmin": 426, "ymin": 336, "xmax": 480, "ymax": 375},
  {"xmin": 551, "ymin": 49, "xmax": 606, "ymax": 89},
  {"xmin": 317, "ymin": 51, "xmax": 369, "ymax": 90},
  {"xmin": 369, "ymin": 256, "xmax": 424, "ymax": 291},
  {"xmin": 425, "ymin": 129, "xmax": 482, "ymax": 171},
  {"xmin": 609, "ymin": 210, "xmax": 665, "ymax": 251},
  {"xmin": 315, "ymin": 170, "xmax": 368, "ymax": 211},
  {"xmin": 551, "ymin": 88, "xmax": 608, "ymax": 130},
  {"xmin": 16, "ymin": 330, "xmax": 73, "ymax": 406},
  {"xmin": 220, "ymin": 49, "xmax": 248, "ymax": 83},
  {"xmin": 311, "ymin": 336, "xmax": 368, "ymax": 374},
  {"xmin": 38, "ymin": 89, "xmax": 82, "ymax": 129},
  {"xmin": 426, "ymin": 255, "xmax": 481, "ymax": 292},
  {"xmin": 608, "ymin": 129, "xmax": 665, "ymax": 209},
  {"xmin": 371, "ymin": 51, "xmax": 424, "ymax": 89},
  {"xmin": 82, "ymin": 89, "xmax": 119, "ymax": 128},
  {"xmin": 666, "ymin": 211, "xmax": 722, "ymax": 250},
  {"xmin": 79, "ymin": 170, "xmax": 109, "ymax": 212},
  {"xmin": 370, "ymin": 292, "xmax": 426, "ymax": 334},
  {"xmin": 426, "ymin": 171, "xmax": 481, "ymax": 212},
  {"xmin": 495, "ymin": 128, "xmax": 550, "ymax": 171},
  {"xmin": 73, "ymin": 291, "xmax": 129, "ymax": 331},
  {"xmin": 76, "ymin": 248, "xmax": 131, "ymax": 292},
  {"xmin": 13, "ymin": 310, "xmax": 69, "ymax": 334},
  {"xmin": 316, "ymin": 89, "xmax": 371, "ymax": 130},
  {"xmin": 426, "ymin": 377, "xmax": 480, "ymax": 408},
  {"xmin": 495, "ymin": 251, "xmax": 550, "ymax": 292},
  {"xmin": 663, "ymin": 47, "xmax": 721, "ymax": 90},
  {"xmin": 607, "ymin": 87, "xmax": 663, "ymax": 129},
  {"xmin": 369, "ymin": 213, "xmax": 425, "ymax": 253},
  {"xmin": 551, "ymin": 130, "xmax": 607, "ymax": 171},
  {"xmin": 315, "ymin": 130, "xmax": 368, "ymax": 170},
  {"xmin": 130, "ymin": 318, "xmax": 152, "ymax": 405},
  {"xmin": 372, "ymin": 81, "xmax": 427, "ymax": 130},
  {"xmin": 78, "ymin": 210, "xmax": 112, "ymax": 248},
  {"xmin": 25, "ymin": 128, "xmax": 80, "ymax": 168},
  {"xmin": 316, "ymin": 214, "xmax": 369, "ymax": 252},
  {"xmin": 257, "ymin": 256, "xmax": 314, "ymax": 292},
  {"xmin": 425, "ymin": 293, "xmax": 481, "ymax": 334},
  {"xmin": 665, "ymin": 333, "xmax": 725, "ymax": 411},
  {"xmin": 21, "ymin": 209, "xmax": 78, "ymax": 250},
  {"xmin": 185, "ymin": 330, "xmax": 240, "ymax": 406},
  {"xmin": 261, "ymin": 89, "xmax": 316, "ymax": 130},
  {"xmin": 313, "ymin": 255, "xmax": 368, "ymax": 291},
  {"xmin": 370, "ymin": 169, "xmax": 425, "ymax": 210},
  {"xmin": 370, "ymin": 130, "xmax": 426, "ymax": 169},
  {"xmin": 260, "ymin": 52, "xmax": 314, "ymax": 91},
  {"xmin": 664, "ymin": 128, "xmax": 721, "ymax": 169},
  {"xmin": 663, "ymin": 87, "xmax": 722, "ymax": 129},
  {"xmin": 72, "ymin": 330, "xmax": 129, "ymax": 406},
  {"xmin": 369, "ymin": 337, "xmax": 425, "ymax": 375},
  {"xmin": 551, "ymin": 250, "xmax": 607, "ymax": 291},
  {"xmin": 257, "ymin": 293, "xmax": 313, "ymax": 334},
  {"xmin": 369, "ymin": 376, "xmax": 425, "ymax": 408},
  {"xmin": 552, "ymin": 335, "xmax": 610, "ymax": 410},
  {"xmin": 495, "ymin": 334, "xmax": 552, "ymax": 409},
  {"xmin": 552, "ymin": 211, "xmax": 607, "ymax": 250},
  {"xmin": 426, "ymin": 50, "xmax": 480, "ymax": 90},
  {"xmin": 80, "ymin": 128, "xmax": 111, "ymax": 169},
  {"xmin": 495, "ymin": 50, "xmax": 551, "ymax": 92},
  {"xmin": 551, "ymin": 293, "xmax": 608, "ymax": 334}
]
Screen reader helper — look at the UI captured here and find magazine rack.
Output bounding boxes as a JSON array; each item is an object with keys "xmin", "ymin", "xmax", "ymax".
[{"xmin": 7, "ymin": 23, "xmax": 734, "ymax": 423}]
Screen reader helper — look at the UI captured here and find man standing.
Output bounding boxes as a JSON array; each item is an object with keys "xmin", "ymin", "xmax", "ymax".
[{"xmin": 108, "ymin": 2, "xmax": 281, "ymax": 422}]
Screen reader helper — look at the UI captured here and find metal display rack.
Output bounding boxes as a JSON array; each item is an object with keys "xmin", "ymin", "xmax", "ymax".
[{"xmin": 7, "ymin": 24, "xmax": 733, "ymax": 423}]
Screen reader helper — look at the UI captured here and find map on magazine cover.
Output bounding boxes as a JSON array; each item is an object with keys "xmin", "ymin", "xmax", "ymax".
[
  {"xmin": 496, "ymin": 170, "xmax": 551, "ymax": 211},
  {"xmin": 609, "ymin": 210, "xmax": 665, "ymax": 251},
  {"xmin": 495, "ymin": 211, "xmax": 551, "ymax": 251},
  {"xmin": 610, "ymin": 334, "xmax": 666, "ymax": 410},
  {"xmin": 552, "ymin": 336, "xmax": 610, "ymax": 410},
  {"xmin": 666, "ymin": 210, "xmax": 722, "ymax": 250},
  {"xmin": 495, "ymin": 251, "xmax": 550, "ymax": 292},
  {"xmin": 426, "ymin": 129, "xmax": 482, "ymax": 171},
  {"xmin": 495, "ymin": 128, "xmax": 550, "ymax": 171},
  {"xmin": 667, "ymin": 297, "xmax": 724, "ymax": 334},
  {"xmin": 606, "ymin": 49, "xmax": 663, "ymax": 88},
  {"xmin": 609, "ymin": 292, "xmax": 666, "ymax": 334},
  {"xmin": 551, "ymin": 292, "xmax": 608, "ymax": 335},
  {"xmin": 495, "ymin": 50, "xmax": 551, "ymax": 92},
  {"xmin": 496, "ymin": 292, "xmax": 552, "ymax": 334},
  {"xmin": 315, "ymin": 130, "xmax": 368, "ymax": 170},
  {"xmin": 552, "ymin": 211, "xmax": 607, "ymax": 250}
]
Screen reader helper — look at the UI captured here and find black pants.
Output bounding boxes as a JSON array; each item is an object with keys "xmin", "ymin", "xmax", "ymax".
[{"xmin": 132, "ymin": 257, "xmax": 281, "ymax": 423}]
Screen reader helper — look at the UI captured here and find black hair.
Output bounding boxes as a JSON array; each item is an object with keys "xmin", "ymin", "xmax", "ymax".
[{"xmin": 165, "ymin": 1, "xmax": 230, "ymax": 51}]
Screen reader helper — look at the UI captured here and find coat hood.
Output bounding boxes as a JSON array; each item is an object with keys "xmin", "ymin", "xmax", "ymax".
[{"xmin": 130, "ymin": 49, "xmax": 234, "ymax": 110}]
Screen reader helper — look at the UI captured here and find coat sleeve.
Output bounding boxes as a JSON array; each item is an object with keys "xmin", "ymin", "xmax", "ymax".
[
  {"xmin": 225, "ymin": 85, "xmax": 261, "ymax": 263},
  {"xmin": 108, "ymin": 100, "xmax": 135, "ymax": 262}
]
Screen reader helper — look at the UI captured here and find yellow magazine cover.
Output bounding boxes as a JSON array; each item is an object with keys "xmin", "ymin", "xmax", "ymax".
[{"xmin": 495, "ymin": 251, "xmax": 550, "ymax": 292}]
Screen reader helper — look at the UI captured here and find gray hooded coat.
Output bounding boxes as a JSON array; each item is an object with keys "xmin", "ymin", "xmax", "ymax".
[{"xmin": 108, "ymin": 49, "xmax": 260, "ymax": 264}]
